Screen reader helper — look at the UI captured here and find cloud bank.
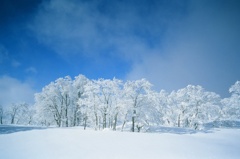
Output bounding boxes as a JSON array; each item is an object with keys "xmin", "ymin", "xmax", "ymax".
[
  {"xmin": 127, "ymin": 0, "xmax": 240, "ymax": 96},
  {"xmin": 0, "ymin": 76, "xmax": 36, "ymax": 107},
  {"xmin": 30, "ymin": 0, "xmax": 185, "ymax": 60},
  {"xmin": 29, "ymin": 0, "xmax": 240, "ymax": 96}
]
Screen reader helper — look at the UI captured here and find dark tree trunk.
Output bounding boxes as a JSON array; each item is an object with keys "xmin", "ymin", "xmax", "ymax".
[
  {"xmin": 0, "ymin": 116, "xmax": 2, "ymax": 124},
  {"xmin": 103, "ymin": 108, "xmax": 107, "ymax": 129},
  {"xmin": 177, "ymin": 114, "xmax": 181, "ymax": 127},
  {"xmin": 65, "ymin": 94, "xmax": 69, "ymax": 127},
  {"xmin": 131, "ymin": 110, "xmax": 136, "ymax": 132},
  {"xmin": 11, "ymin": 115, "xmax": 15, "ymax": 124},
  {"xmin": 136, "ymin": 125, "xmax": 143, "ymax": 132},
  {"xmin": 83, "ymin": 116, "xmax": 87, "ymax": 130},
  {"xmin": 0, "ymin": 108, "xmax": 3, "ymax": 124},
  {"xmin": 73, "ymin": 105, "xmax": 79, "ymax": 126},
  {"xmin": 28, "ymin": 116, "xmax": 32, "ymax": 125},
  {"xmin": 65, "ymin": 108, "xmax": 68, "ymax": 127}
]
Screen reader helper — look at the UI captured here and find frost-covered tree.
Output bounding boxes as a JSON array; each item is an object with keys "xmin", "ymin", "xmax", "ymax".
[
  {"xmin": 35, "ymin": 82, "xmax": 61, "ymax": 126},
  {"xmin": 72, "ymin": 74, "xmax": 89, "ymax": 126},
  {"xmin": 7, "ymin": 103, "xmax": 30, "ymax": 124},
  {"xmin": 33, "ymin": 74, "xmax": 238, "ymax": 130},
  {"xmin": 35, "ymin": 76, "xmax": 73, "ymax": 127},
  {"xmin": 21, "ymin": 104, "xmax": 36, "ymax": 125},
  {"xmin": 123, "ymin": 79, "xmax": 152, "ymax": 132},
  {"xmin": 8, "ymin": 103, "xmax": 21, "ymax": 124},
  {"xmin": 54, "ymin": 76, "xmax": 73, "ymax": 127},
  {"xmin": 93, "ymin": 78, "xmax": 113, "ymax": 129},
  {"xmin": 79, "ymin": 78, "xmax": 124, "ymax": 130},
  {"xmin": 166, "ymin": 85, "xmax": 221, "ymax": 129},
  {"xmin": 78, "ymin": 81, "xmax": 101, "ymax": 130},
  {"xmin": 148, "ymin": 90, "xmax": 169, "ymax": 126},
  {"xmin": 222, "ymin": 81, "xmax": 240, "ymax": 120},
  {"xmin": 229, "ymin": 81, "xmax": 240, "ymax": 95},
  {"xmin": 110, "ymin": 79, "xmax": 126, "ymax": 131}
]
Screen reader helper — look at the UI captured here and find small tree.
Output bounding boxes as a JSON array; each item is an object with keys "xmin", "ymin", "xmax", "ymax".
[
  {"xmin": 8, "ymin": 103, "xmax": 29, "ymax": 124},
  {"xmin": 9, "ymin": 103, "xmax": 20, "ymax": 124}
]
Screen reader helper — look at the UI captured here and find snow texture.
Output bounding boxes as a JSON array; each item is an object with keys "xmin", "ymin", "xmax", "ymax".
[{"xmin": 0, "ymin": 125, "xmax": 240, "ymax": 159}]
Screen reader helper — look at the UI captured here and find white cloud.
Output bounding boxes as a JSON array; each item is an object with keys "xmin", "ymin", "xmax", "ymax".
[
  {"xmin": 29, "ymin": 0, "xmax": 182, "ymax": 61},
  {"xmin": 25, "ymin": 67, "xmax": 37, "ymax": 74},
  {"xmin": 29, "ymin": 0, "xmax": 240, "ymax": 96},
  {"xmin": 11, "ymin": 59, "xmax": 21, "ymax": 67},
  {"xmin": 0, "ymin": 76, "xmax": 36, "ymax": 107},
  {"xmin": 126, "ymin": 0, "xmax": 240, "ymax": 96}
]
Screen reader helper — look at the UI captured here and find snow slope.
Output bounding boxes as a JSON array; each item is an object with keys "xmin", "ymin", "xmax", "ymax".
[{"xmin": 0, "ymin": 125, "xmax": 240, "ymax": 159}]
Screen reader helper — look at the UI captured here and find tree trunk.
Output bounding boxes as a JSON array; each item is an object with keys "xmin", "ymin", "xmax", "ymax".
[
  {"xmin": 83, "ymin": 116, "xmax": 87, "ymax": 130},
  {"xmin": 113, "ymin": 113, "xmax": 118, "ymax": 131},
  {"xmin": 177, "ymin": 114, "xmax": 181, "ymax": 127},
  {"xmin": 131, "ymin": 116, "xmax": 135, "ymax": 132},
  {"xmin": 53, "ymin": 113, "xmax": 61, "ymax": 127},
  {"xmin": 65, "ymin": 94, "xmax": 69, "ymax": 127},
  {"xmin": 73, "ymin": 105, "xmax": 79, "ymax": 126},
  {"xmin": 194, "ymin": 123, "xmax": 198, "ymax": 130},
  {"xmin": 136, "ymin": 125, "xmax": 142, "ymax": 132},
  {"xmin": 65, "ymin": 108, "xmax": 68, "ymax": 127},
  {"xmin": 103, "ymin": 109, "xmax": 107, "ymax": 129},
  {"xmin": 0, "ymin": 116, "xmax": 3, "ymax": 124},
  {"xmin": 121, "ymin": 113, "xmax": 128, "ymax": 131},
  {"xmin": 98, "ymin": 116, "xmax": 101, "ymax": 130},
  {"xmin": 11, "ymin": 115, "xmax": 15, "ymax": 124},
  {"xmin": 131, "ymin": 110, "xmax": 136, "ymax": 132},
  {"xmin": 0, "ymin": 108, "xmax": 3, "ymax": 124},
  {"xmin": 108, "ymin": 116, "xmax": 111, "ymax": 128},
  {"xmin": 94, "ymin": 112, "xmax": 98, "ymax": 130},
  {"xmin": 28, "ymin": 116, "xmax": 32, "ymax": 125}
]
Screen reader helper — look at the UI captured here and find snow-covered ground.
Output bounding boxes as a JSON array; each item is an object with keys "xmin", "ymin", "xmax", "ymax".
[{"xmin": 0, "ymin": 125, "xmax": 240, "ymax": 159}]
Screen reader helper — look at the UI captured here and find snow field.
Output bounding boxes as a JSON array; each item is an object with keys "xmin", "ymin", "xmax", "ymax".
[{"xmin": 0, "ymin": 126, "xmax": 240, "ymax": 159}]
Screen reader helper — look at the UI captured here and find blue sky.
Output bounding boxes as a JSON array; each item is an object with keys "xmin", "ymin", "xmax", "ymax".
[{"xmin": 0, "ymin": 0, "xmax": 240, "ymax": 106}]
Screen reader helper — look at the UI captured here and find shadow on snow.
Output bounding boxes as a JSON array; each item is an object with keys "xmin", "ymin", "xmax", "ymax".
[
  {"xmin": 0, "ymin": 125, "xmax": 46, "ymax": 135},
  {"xmin": 145, "ymin": 126, "xmax": 214, "ymax": 134},
  {"xmin": 1, "ymin": 120, "xmax": 240, "ymax": 135}
]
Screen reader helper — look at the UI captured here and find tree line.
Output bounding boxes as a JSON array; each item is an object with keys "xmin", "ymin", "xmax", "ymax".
[{"xmin": 0, "ymin": 74, "xmax": 239, "ymax": 132}]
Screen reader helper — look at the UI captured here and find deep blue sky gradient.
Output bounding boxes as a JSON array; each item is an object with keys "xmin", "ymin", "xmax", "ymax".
[{"xmin": 0, "ymin": 0, "xmax": 240, "ymax": 106}]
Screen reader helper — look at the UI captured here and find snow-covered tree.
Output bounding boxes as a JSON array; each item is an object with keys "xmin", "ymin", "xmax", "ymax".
[
  {"xmin": 123, "ymin": 79, "xmax": 152, "ymax": 132},
  {"xmin": 222, "ymin": 81, "xmax": 240, "ymax": 120},
  {"xmin": 6, "ymin": 103, "xmax": 31, "ymax": 124},
  {"xmin": 54, "ymin": 76, "xmax": 73, "ymax": 127},
  {"xmin": 35, "ymin": 82, "xmax": 60, "ymax": 126},
  {"xmin": 166, "ymin": 85, "xmax": 221, "ymax": 129},
  {"xmin": 21, "ymin": 104, "xmax": 36, "ymax": 125},
  {"xmin": 8, "ymin": 103, "xmax": 21, "ymax": 124},
  {"xmin": 33, "ymin": 74, "xmax": 238, "ymax": 131},
  {"xmin": 71, "ymin": 74, "xmax": 89, "ymax": 126},
  {"xmin": 148, "ymin": 90, "xmax": 169, "ymax": 126},
  {"xmin": 79, "ymin": 78, "xmax": 124, "ymax": 130},
  {"xmin": 35, "ymin": 76, "xmax": 73, "ymax": 127},
  {"xmin": 229, "ymin": 81, "xmax": 240, "ymax": 95}
]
